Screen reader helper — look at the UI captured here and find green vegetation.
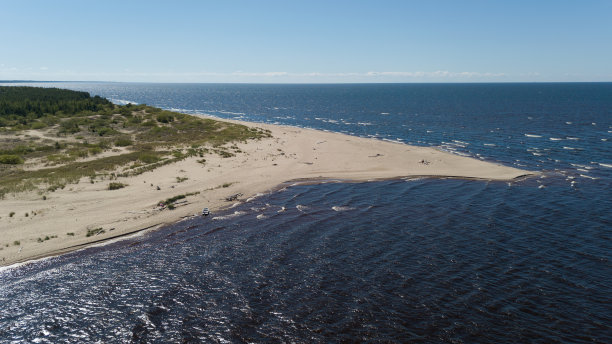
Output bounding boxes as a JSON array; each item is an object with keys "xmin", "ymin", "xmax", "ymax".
[
  {"xmin": 0, "ymin": 154, "xmax": 24, "ymax": 164},
  {"xmin": 37, "ymin": 235, "xmax": 58, "ymax": 243},
  {"xmin": 66, "ymin": 232, "xmax": 75, "ymax": 236},
  {"xmin": 86, "ymin": 227, "xmax": 105, "ymax": 237},
  {"xmin": 0, "ymin": 86, "xmax": 271, "ymax": 197},
  {"xmin": 114, "ymin": 137, "xmax": 133, "ymax": 147},
  {"xmin": 108, "ymin": 182, "xmax": 127, "ymax": 190},
  {"xmin": 9, "ymin": 211, "xmax": 15, "ymax": 217},
  {"xmin": 176, "ymin": 176, "xmax": 188, "ymax": 183},
  {"xmin": 160, "ymin": 191, "xmax": 200, "ymax": 210}
]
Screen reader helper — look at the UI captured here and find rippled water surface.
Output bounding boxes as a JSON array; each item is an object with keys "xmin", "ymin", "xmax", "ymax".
[{"xmin": 0, "ymin": 83, "xmax": 611, "ymax": 343}]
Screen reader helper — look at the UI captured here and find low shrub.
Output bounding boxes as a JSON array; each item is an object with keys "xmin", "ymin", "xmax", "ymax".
[
  {"xmin": 108, "ymin": 182, "xmax": 127, "ymax": 190},
  {"xmin": 138, "ymin": 153, "xmax": 161, "ymax": 164},
  {"xmin": 0, "ymin": 154, "xmax": 24, "ymax": 164},
  {"xmin": 86, "ymin": 227, "xmax": 105, "ymax": 237},
  {"xmin": 114, "ymin": 137, "xmax": 133, "ymax": 147},
  {"xmin": 156, "ymin": 112, "xmax": 174, "ymax": 123}
]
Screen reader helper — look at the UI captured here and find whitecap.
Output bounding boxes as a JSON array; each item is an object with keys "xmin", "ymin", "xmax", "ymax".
[
  {"xmin": 331, "ymin": 206, "xmax": 356, "ymax": 212},
  {"xmin": 599, "ymin": 163, "xmax": 612, "ymax": 168},
  {"xmin": 549, "ymin": 137, "xmax": 562, "ymax": 141},
  {"xmin": 524, "ymin": 134, "xmax": 542, "ymax": 138},
  {"xmin": 567, "ymin": 137, "xmax": 580, "ymax": 140},
  {"xmin": 256, "ymin": 214, "xmax": 268, "ymax": 220},
  {"xmin": 483, "ymin": 143, "xmax": 496, "ymax": 146},
  {"xmin": 296, "ymin": 205, "xmax": 309, "ymax": 212},
  {"xmin": 110, "ymin": 98, "xmax": 139, "ymax": 105},
  {"xmin": 246, "ymin": 193, "xmax": 265, "ymax": 202},
  {"xmin": 580, "ymin": 174, "xmax": 598, "ymax": 180},
  {"xmin": 563, "ymin": 146, "xmax": 576, "ymax": 150},
  {"xmin": 277, "ymin": 206, "xmax": 286, "ymax": 213},
  {"xmin": 212, "ymin": 211, "xmax": 247, "ymax": 221},
  {"xmin": 566, "ymin": 121, "xmax": 573, "ymax": 124}
]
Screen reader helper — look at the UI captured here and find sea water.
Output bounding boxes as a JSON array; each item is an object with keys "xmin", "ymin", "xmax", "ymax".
[{"xmin": 0, "ymin": 83, "xmax": 610, "ymax": 343}]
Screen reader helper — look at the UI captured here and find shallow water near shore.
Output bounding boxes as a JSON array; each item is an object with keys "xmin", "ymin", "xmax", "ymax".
[{"xmin": 0, "ymin": 83, "xmax": 611, "ymax": 342}]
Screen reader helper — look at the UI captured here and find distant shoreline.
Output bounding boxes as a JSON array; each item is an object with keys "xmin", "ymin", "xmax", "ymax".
[
  {"xmin": 3, "ymin": 80, "xmax": 612, "ymax": 85},
  {"xmin": 0, "ymin": 116, "xmax": 535, "ymax": 268}
]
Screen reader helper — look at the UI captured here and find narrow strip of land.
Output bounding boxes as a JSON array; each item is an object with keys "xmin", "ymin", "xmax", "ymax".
[{"xmin": 0, "ymin": 117, "xmax": 534, "ymax": 267}]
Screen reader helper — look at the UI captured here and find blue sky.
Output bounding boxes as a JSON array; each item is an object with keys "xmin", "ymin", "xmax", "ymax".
[{"xmin": 1, "ymin": 0, "xmax": 611, "ymax": 83}]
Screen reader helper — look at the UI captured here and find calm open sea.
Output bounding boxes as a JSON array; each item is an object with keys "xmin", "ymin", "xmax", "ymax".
[{"xmin": 1, "ymin": 83, "xmax": 611, "ymax": 343}]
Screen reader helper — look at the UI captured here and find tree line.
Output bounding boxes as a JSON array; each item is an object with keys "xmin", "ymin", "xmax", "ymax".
[{"xmin": 0, "ymin": 86, "xmax": 112, "ymax": 126}]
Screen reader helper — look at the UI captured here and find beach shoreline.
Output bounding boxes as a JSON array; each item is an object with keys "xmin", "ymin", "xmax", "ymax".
[{"xmin": 0, "ymin": 117, "xmax": 536, "ymax": 267}]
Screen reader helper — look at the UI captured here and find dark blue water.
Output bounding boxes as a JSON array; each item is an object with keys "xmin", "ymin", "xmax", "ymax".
[{"xmin": 1, "ymin": 83, "xmax": 611, "ymax": 343}]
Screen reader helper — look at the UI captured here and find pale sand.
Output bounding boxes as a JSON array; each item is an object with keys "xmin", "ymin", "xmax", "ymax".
[{"xmin": 0, "ymin": 118, "xmax": 535, "ymax": 267}]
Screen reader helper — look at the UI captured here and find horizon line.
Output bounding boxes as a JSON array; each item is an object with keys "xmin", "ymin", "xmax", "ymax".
[{"xmin": 2, "ymin": 80, "xmax": 612, "ymax": 85}]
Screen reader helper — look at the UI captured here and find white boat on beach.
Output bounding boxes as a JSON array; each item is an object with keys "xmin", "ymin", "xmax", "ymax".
[{"xmin": 202, "ymin": 208, "xmax": 210, "ymax": 216}]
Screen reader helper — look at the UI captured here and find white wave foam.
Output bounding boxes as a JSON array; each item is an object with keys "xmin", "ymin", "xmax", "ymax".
[
  {"xmin": 549, "ymin": 137, "xmax": 562, "ymax": 141},
  {"xmin": 246, "ymin": 193, "xmax": 265, "ymax": 203},
  {"xmin": 218, "ymin": 110, "xmax": 246, "ymax": 116},
  {"xmin": 277, "ymin": 206, "xmax": 286, "ymax": 213},
  {"xmin": 599, "ymin": 163, "xmax": 612, "ymax": 168},
  {"xmin": 212, "ymin": 211, "xmax": 247, "ymax": 221},
  {"xmin": 580, "ymin": 174, "xmax": 598, "ymax": 180},
  {"xmin": 404, "ymin": 177, "xmax": 426, "ymax": 182},
  {"xmin": 563, "ymin": 146, "xmax": 576, "ymax": 150},
  {"xmin": 483, "ymin": 143, "xmax": 496, "ymax": 146},
  {"xmin": 256, "ymin": 214, "xmax": 268, "ymax": 220},
  {"xmin": 296, "ymin": 205, "xmax": 309, "ymax": 212},
  {"xmin": 566, "ymin": 121, "xmax": 573, "ymax": 124},
  {"xmin": 331, "ymin": 206, "xmax": 356, "ymax": 212},
  {"xmin": 524, "ymin": 134, "xmax": 542, "ymax": 138},
  {"xmin": 567, "ymin": 137, "xmax": 580, "ymax": 140},
  {"xmin": 110, "ymin": 98, "xmax": 139, "ymax": 105}
]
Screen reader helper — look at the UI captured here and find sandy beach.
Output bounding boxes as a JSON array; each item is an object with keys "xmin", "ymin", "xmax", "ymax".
[{"xmin": 0, "ymin": 117, "xmax": 534, "ymax": 267}]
